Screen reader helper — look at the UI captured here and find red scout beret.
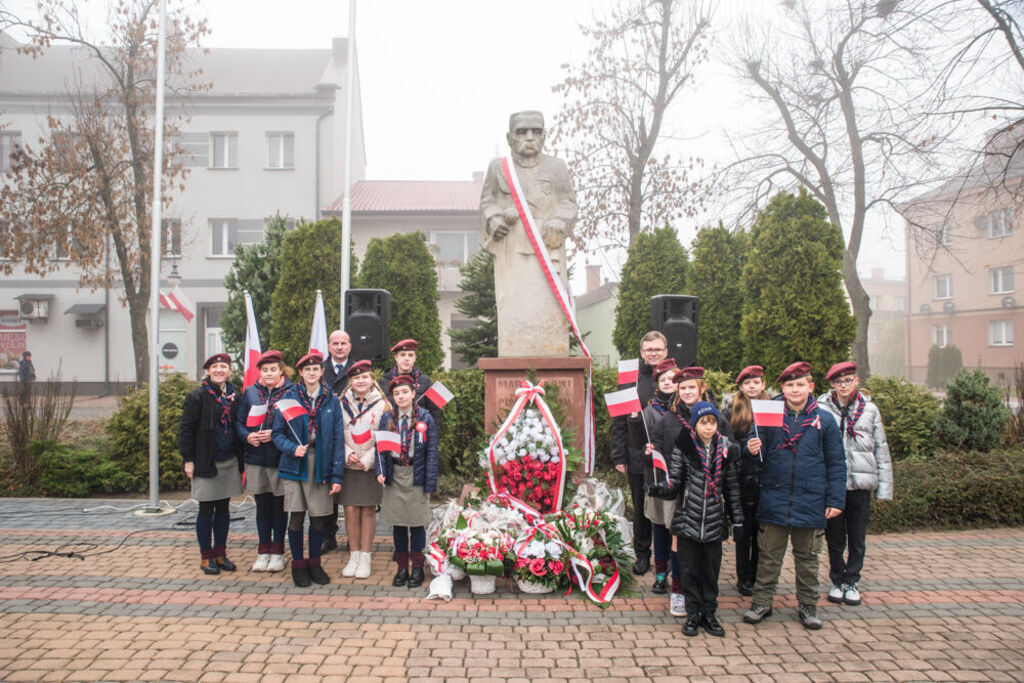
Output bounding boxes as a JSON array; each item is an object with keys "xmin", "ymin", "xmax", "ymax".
[
  {"xmin": 390, "ymin": 339, "xmax": 418, "ymax": 353},
  {"xmin": 256, "ymin": 350, "xmax": 283, "ymax": 368},
  {"xmin": 673, "ymin": 366, "xmax": 705, "ymax": 383},
  {"xmin": 203, "ymin": 352, "xmax": 231, "ymax": 369},
  {"xmin": 776, "ymin": 361, "xmax": 812, "ymax": 384},
  {"xmin": 295, "ymin": 352, "xmax": 324, "ymax": 370},
  {"xmin": 345, "ymin": 359, "xmax": 374, "ymax": 378},
  {"xmin": 387, "ymin": 374, "xmax": 416, "ymax": 394},
  {"xmin": 654, "ymin": 358, "xmax": 678, "ymax": 379},
  {"xmin": 825, "ymin": 361, "xmax": 858, "ymax": 382},
  {"xmin": 735, "ymin": 365, "xmax": 764, "ymax": 385}
]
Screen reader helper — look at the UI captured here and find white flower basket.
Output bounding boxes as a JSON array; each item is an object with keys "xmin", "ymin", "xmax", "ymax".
[
  {"xmin": 516, "ymin": 577, "xmax": 553, "ymax": 594},
  {"xmin": 469, "ymin": 574, "xmax": 497, "ymax": 595},
  {"xmin": 447, "ymin": 565, "xmax": 467, "ymax": 581}
]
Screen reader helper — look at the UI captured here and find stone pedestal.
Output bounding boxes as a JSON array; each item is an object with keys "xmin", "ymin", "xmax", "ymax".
[{"xmin": 478, "ymin": 357, "xmax": 590, "ymax": 456}]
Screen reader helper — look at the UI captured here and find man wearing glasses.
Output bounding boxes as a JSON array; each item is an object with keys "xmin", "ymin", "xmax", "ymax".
[
  {"xmin": 818, "ymin": 361, "xmax": 893, "ymax": 608},
  {"xmin": 611, "ymin": 331, "xmax": 668, "ymax": 575}
]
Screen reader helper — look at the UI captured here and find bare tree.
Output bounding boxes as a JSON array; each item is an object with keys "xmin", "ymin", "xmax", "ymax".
[
  {"xmin": 721, "ymin": 0, "xmax": 954, "ymax": 379},
  {"xmin": 550, "ymin": 0, "xmax": 715, "ymax": 249},
  {"xmin": 0, "ymin": 0, "xmax": 207, "ymax": 386}
]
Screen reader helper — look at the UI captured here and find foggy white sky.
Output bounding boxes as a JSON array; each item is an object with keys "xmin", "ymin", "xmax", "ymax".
[{"xmin": 2, "ymin": 0, "xmax": 934, "ymax": 281}]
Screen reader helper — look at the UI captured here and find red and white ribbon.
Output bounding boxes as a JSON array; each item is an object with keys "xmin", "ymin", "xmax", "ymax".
[{"xmin": 501, "ymin": 157, "xmax": 596, "ymax": 473}]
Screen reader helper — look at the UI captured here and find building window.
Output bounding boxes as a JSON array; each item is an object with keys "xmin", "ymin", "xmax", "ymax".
[
  {"xmin": 0, "ymin": 132, "xmax": 22, "ymax": 172},
  {"xmin": 432, "ymin": 231, "xmax": 475, "ymax": 265},
  {"xmin": 933, "ymin": 274, "xmax": 952, "ymax": 300},
  {"xmin": 894, "ymin": 296, "xmax": 905, "ymax": 311},
  {"xmin": 978, "ymin": 208, "xmax": 1014, "ymax": 238},
  {"xmin": 162, "ymin": 219, "xmax": 182, "ymax": 257},
  {"xmin": 266, "ymin": 133, "xmax": 295, "ymax": 169},
  {"xmin": 989, "ymin": 266, "xmax": 1014, "ymax": 295},
  {"xmin": 931, "ymin": 324, "xmax": 952, "ymax": 348},
  {"xmin": 989, "ymin": 320, "xmax": 1014, "ymax": 347},
  {"xmin": 933, "ymin": 220, "xmax": 952, "ymax": 246},
  {"xmin": 210, "ymin": 133, "xmax": 238, "ymax": 169},
  {"xmin": 210, "ymin": 219, "xmax": 264, "ymax": 256}
]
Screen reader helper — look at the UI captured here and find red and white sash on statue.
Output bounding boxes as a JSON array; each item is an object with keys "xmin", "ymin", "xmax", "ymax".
[{"xmin": 501, "ymin": 157, "xmax": 596, "ymax": 473}]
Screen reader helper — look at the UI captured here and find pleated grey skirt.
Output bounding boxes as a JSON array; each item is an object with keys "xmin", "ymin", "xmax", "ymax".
[
  {"xmin": 380, "ymin": 465, "xmax": 429, "ymax": 527},
  {"xmin": 191, "ymin": 458, "xmax": 243, "ymax": 502}
]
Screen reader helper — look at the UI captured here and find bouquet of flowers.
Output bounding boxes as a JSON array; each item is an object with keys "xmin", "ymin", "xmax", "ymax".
[
  {"xmin": 510, "ymin": 526, "xmax": 569, "ymax": 592},
  {"xmin": 450, "ymin": 526, "xmax": 508, "ymax": 577},
  {"xmin": 552, "ymin": 506, "xmax": 636, "ymax": 604},
  {"xmin": 487, "ymin": 408, "xmax": 574, "ymax": 514}
]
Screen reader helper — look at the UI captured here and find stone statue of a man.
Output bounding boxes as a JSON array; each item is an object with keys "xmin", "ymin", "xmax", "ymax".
[{"xmin": 479, "ymin": 111, "xmax": 578, "ymax": 357}]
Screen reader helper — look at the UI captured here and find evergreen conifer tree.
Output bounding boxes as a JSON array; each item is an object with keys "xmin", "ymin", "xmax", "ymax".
[
  {"xmin": 449, "ymin": 250, "xmax": 497, "ymax": 365},
  {"xmin": 687, "ymin": 223, "xmax": 747, "ymax": 374}
]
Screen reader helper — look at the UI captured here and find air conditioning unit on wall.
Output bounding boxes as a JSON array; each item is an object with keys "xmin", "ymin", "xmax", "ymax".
[{"xmin": 20, "ymin": 299, "xmax": 49, "ymax": 319}]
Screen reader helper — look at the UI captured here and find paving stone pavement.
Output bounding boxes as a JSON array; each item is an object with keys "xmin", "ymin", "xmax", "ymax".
[{"xmin": 0, "ymin": 498, "xmax": 1022, "ymax": 682}]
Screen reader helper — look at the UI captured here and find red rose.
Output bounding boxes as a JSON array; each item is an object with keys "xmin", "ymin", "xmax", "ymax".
[
  {"xmin": 529, "ymin": 558, "xmax": 546, "ymax": 576},
  {"xmin": 549, "ymin": 560, "xmax": 564, "ymax": 575}
]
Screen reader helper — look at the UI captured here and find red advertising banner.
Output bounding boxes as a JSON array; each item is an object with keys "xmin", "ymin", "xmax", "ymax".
[{"xmin": 0, "ymin": 311, "xmax": 27, "ymax": 371}]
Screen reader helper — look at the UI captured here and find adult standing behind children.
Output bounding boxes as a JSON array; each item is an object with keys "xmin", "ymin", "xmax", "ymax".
[
  {"xmin": 818, "ymin": 361, "xmax": 893, "ymax": 608},
  {"xmin": 743, "ymin": 361, "xmax": 846, "ymax": 630},
  {"xmin": 322, "ymin": 329, "xmax": 353, "ymax": 553}
]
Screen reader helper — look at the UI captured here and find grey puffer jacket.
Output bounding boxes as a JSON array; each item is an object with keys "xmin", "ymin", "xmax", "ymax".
[
  {"xmin": 666, "ymin": 431, "xmax": 743, "ymax": 543},
  {"xmin": 817, "ymin": 391, "xmax": 894, "ymax": 500}
]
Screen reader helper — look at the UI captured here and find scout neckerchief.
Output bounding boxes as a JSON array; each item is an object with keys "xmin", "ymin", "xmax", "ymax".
[
  {"xmin": 390, "ymin": 365, "xmax": 421, "ymax": 389},
  {"xmin": 694, "ymin": 432, "xmax": 727, "ymax": 502},
  {"xmin": 398, "ymin": 410, "xmax": 415, "ymax": 465},
  {"xmin": 831, "ymin": 390, "xmax": 865, "ymax": 438},
  {"xmin": 342, "ymin": 390, "xmax": 382, "ymax": 426},
  {"xmin": 779, "ymin": 395, "xmax": 820, "ymax": 452},
  {"xmin": 648, "ymin": 392, "xmax": 672, "ymax": 416},
  {"xmin": 254, "ymin": 378, "xmax": 287, "ymax": 429},
  {"xmin": 297, "ymin": 382, "xmax": 327, "ymax": 441},
  {"xmin": 203, "ymin": 378, "xmax": 234, "ymax": 430}
]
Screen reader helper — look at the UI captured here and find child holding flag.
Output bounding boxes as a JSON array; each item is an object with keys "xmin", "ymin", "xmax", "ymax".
[
  {"xmin": 376, "ymin": 374, "xmax": 439, "ymax": 589},
  {"xmin": 234, "ymin": 350, "xmax": 291, "ymax": 573},
  {"xmin": 272, "ymin": 352, "xmax": 345, "ymax": 588},
  {"xmin": 338, "ymin": 360, "xmax": 390, "ymax": 580}
]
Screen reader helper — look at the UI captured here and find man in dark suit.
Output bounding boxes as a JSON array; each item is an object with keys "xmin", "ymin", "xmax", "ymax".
[{"xmin": 321, "ymin": 329, "xmax": 352, "ymax": 552}]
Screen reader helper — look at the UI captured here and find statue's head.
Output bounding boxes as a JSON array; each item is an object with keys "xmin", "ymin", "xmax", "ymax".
[{"xmin": 507, "ymin": 111, "xmax": 545, "ymax": 158}]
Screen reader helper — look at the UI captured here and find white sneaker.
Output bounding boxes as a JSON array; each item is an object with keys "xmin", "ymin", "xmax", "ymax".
[
  {"xmin": 251, "ymin": 553, "xmax": 271, "ymax": 572},
  {"xmin": 266, "ymin": 554, "xmax": 286, "ymax": 572},
  {"xmin": 827, "ymin": 584, "xmax": 846, "ymax": 604},
  {"xmin": 355, "ymin": 551, "xmax": 372, "ymax": 579},
  {"xmin": 669, "ymin": 592, "xmax": 686, "ymax": 617},
  {"xmin": 844, "ymin": 583, "xmax": 861, "ymax": 606},
  {"xmin": 341, "ymin": 552, "xmax": 359, "ymax": 578}
]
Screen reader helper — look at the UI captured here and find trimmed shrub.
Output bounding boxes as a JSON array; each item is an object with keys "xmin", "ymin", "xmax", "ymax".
[
  {"xmin": 433, "ymin": 368, "xmax": 486, "ymax": 483},
  {"xmin": 704, "ymin": 369, "xmax": 732, "ymax": 404},
  {"xmin": 34, "ymin": 440, "xmax": 136, "ymax": 497},
  {"xmin": 869, "ymin": 449, "xmax": 1024, "ymax": 532},
  {"xmin": 105, "ymin": 373, "xmax": 196, "ymax": 491},
  {"xmin": 926, "ymin": 343, "xmax": 962, "ymax": 389},
  {"xmin": 864, "ymin": 375, "xmax": 940, "ymax": 460},
  {"xmin": 935, "ymin": 368, "xmax": 1009, "ymax": 452}
]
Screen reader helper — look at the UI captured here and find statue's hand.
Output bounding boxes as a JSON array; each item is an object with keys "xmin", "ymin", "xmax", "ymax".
[
  {"xmin": 542, "ymin": 223, "xmax": 564, "ymax": 249},
  {"xmin": 502, "ymin": 208, "xmax": 520, "ymax": 225},
  {"xmin": 488, "ymin": 215, "xmax": 510, "ymax": 241}
]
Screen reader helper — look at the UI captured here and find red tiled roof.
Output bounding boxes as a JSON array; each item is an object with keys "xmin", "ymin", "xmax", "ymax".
[{"xmin": 326, "ymin": 174, "xmax": 484, "ymax": 213}]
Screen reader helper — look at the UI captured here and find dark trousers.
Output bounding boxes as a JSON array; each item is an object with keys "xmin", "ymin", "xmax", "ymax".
[
  {"xmin": 628, "ymin": 472, "xmax": 651, "ymax": 559},
  {"xmin": 735, "ymin": 501, "xmax": 759, "ymax": 587},
  {"xmin": 826, "ymin": 489, "xmax": 872, "ymax": 586},
  {"xmin": 324, "ymin": 502, "xmax": 340, "ymax": 539},
  {"xmin": 676, "ymin": 536, "xmax": 723, "ymax": 617}
]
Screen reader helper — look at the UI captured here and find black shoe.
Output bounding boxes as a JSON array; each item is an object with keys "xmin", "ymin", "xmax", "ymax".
[
  {"xmin": 321, "ymin": 536, "xmax": 338, "ymax": 554},
  {"xmin": 408, "ymin": 567, "xmax": 425, "ymax": 588},
  {"xmin": 652, "ymin": 576, "xmax": 668, "ymax": 594},
  {"xmin": 308, "ymin": 563, "xmax": 330, "ymax": 585},
  {"xmin": 701, "ymin": 613, "xmax": 726, "ymax": 637},
  {"xmin": 736, "ymin": 581, "xmax": 753, "ymax": 597},
  {"xmin": 682, "ymin": 615, "xmax": 700, "ymax": 637},
  {"xmin": 291, "ymin": 566, "xmax": 311, "ymax": 588},
  {"xmin": 215, "ymin": 556, "xmax": 236, "ymax": 572},
  {"xmin": 200, "ymin": 559, "xmax": 219, "ymax": 576},
  {"xmin": 392, "ymin": 568, "xmax": 409, "ymax": 587},
  {"xmin": 632, "ymin": 556, "xmax": 650, "ymax": 576}
]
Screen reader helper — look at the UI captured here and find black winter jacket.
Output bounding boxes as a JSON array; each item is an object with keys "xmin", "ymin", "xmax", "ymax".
[
  {"xmin": 179, "ymin": 383, "xmax": 243, "ymax": 478},
  {"xmin": 666, "ymin": 431, "xmax": 744, "ymax": 543}
]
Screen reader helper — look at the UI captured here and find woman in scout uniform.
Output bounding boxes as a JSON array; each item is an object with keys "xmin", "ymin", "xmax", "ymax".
[
  {"xmin": 272, "ymin": 352, "xmax": 345, "ymax": 588},
  {"xmin": 338, "ymin": 359, "xmax": 389, "ymax": 579},
  {"xmin": 234, "ymin": 350, "xmax": 291, "ymax": 573},
  {"xmin": 179, "ymin": 352, "xmax": 244, "ymax": 575},
  {"xmin": 376, "ymin": 374, "xmax": 439, "ymax": 589}
]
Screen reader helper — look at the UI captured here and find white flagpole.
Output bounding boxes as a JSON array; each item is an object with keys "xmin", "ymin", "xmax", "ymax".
[{"xmin": 340, "ymin": 0, "xmax": 357, "ymax": 324}]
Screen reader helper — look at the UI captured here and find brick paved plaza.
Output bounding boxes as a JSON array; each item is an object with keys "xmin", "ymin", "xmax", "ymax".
[{"xmin": 0, "ymin": 498, "xmax": 1022, "ymax": 682}]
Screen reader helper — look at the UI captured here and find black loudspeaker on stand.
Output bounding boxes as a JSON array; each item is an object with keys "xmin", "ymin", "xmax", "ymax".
[
  {"xmin": 650, "ymin": 294, "xmax": 698, "ymax": 368},
  {"xmin": 345, "ymin": 289, "xmax": 391, "ymax": 363}
]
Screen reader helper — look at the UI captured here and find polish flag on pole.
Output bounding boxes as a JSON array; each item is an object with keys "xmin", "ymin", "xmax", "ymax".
[
  {"xmin": 167, "ymin": 285, "xmax": 194, "ymax": 323},
  {"xmin": 617, "ymin": 358, "xmax": 639, "ymax": 385},
  {"xmin": 375, "ymin": 430, "xmax": 401, "ymax": 453},
  {"xmin": 603, "ymin": 386, "xmax": 642, "ymax": 418},
  {"xmin": 751, "ymin": 399, "xmax": 785, "ymax": 428},
  {"xmin": 276, "ymin": 398, "xmax": 308, "ymax": 423},
  {"xmin": 350, "ymin": 424, "xmax": 372, "ymax": 445},
  {"xmin": 422, "ymin": 380, "xmax": 454, "ymax": 409},
  {"xmin": 651, "ymin": 449, "xmax": 668, "ymax": 473},
  {"xmin": 242, "ymin": 291, "xmax": 261, "ymax": 389},
  {"xmin": 308, "ymin": 290, "xmax": 328, "ymax": 358},
  {"xmin": 245, "ymin": 404, "xmax": 268, "ymax": 428}
]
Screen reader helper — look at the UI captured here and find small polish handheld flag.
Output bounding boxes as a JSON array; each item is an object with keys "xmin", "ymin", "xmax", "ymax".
[
  {"xmin": 617, "ymin": 358, "xmax": 639, "ymax": 385},
  {"xmin": 242, "ymin": 292, "xmax": 261, "ymax": 390},
  {"xmin": 276, "ymin": 398, "xmax": 308, "ymax": 423},
  {"xmin": 168, "ymin": 285, "xmax": 195, "ymax": 323},
  {"xmin": 375, "ymin": 430, "xmax": 401, "ymax": 453},
  {"xmin": 308, "ymin": 290, "xmax": 328, "ymax": 359},
  {"xmin": 246, "ymin": 404, "xmax": 268, "ymax": 428},
  {"xmin": 604, "ymin": 386, "xmax": 641, "ymax": 418},
  {"xmin": 423, "ymin": 380, "xmax": 454, "ymax": 409},
  {"xmin": 651, "ymin": 449, "xmax": 668, "ymax": 473},
  {"xmin": 751, "ymin": 399, "xmax": 785, "ymax": 428},
  {"xmin": 350, "ymin": 424, "xmax": 373, "ymax": 445}
]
